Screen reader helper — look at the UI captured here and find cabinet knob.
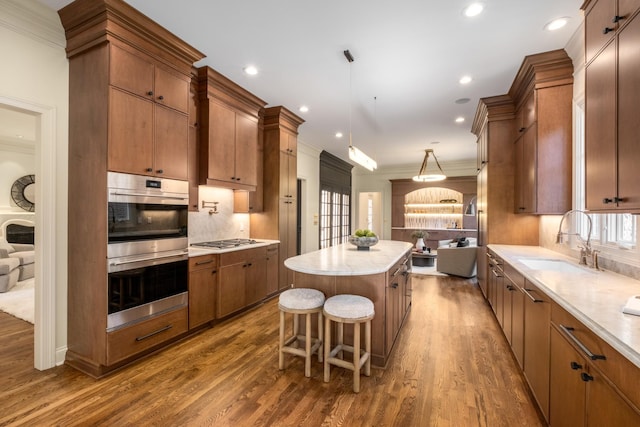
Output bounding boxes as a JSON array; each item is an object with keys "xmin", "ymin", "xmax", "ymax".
[
  {"xmin": 602, "ymin": 197, "xmax": 614, "ymax": 204},
  {"xmin": 158, "ymin": 95, "xmax": 164, "ymax": 100},
  {"xmin": 519, "ymin": 127, "xmax": 525, "ymax": 133},
  {"xmin": 146, "ymin": 167, "xmax": 153, "ymax": 172},
  {"xmin": 612, "ymin": 15, "xmax": 625, "ymax": 23},
  {"xmin": 156, "ymin": 169, "xmax": 163, "ymax": 174},
  {"xmin": 570, "ymin": 361, "xmax": 582, "ymax": 370},
  {"xmin": 147, "ymin": 91, "xmax": 153, "ymax": 96},
  {"xmin": 231, "ymin": 177, "xmax": 236, "ymax": 180},
  {"xmin": 603, "ymin": 27, "xmax": 614, "ymax": 34},
  {"xmin": 614, "ymin": 197, "xmax": 624, "ymax": 203},
  {"xmin": 581, "ymin": 372, "xmax": 594, "ymax": 382}
]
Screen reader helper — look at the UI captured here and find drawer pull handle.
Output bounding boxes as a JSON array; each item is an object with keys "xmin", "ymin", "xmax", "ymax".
[
  {"xmin": 523, "ymin": 288, "xmax": 543, "ymax": 303},
  {"xmin": 195, "ymin": 259, "xmax": 214, "ymax": 265},
  {"xmin": 581, "ymin": 372, "xmax": 594, "ymax": 382},
  {"xmin": 559, "ymin": 325, "xmax": 606, "ymax": 361},
  {"xmin": 491, "ymin": 269, "xmax": 502, "ymax": 278},
  {"xmin": 603, "ymin": 27, "xmax": 614, "ymax": 34},
  {"xmin": 570, "ymin": 361, "xmax": 582, "ymax": 370},
  {"xmin": 135, "ymin": 324, "xmax": 172, "ymax": 342}
]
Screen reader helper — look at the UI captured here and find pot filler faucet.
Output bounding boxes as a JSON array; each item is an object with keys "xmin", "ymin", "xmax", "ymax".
[{"xmin": 556, "ymin": 209, "xmax": 599, "ymax": 269}]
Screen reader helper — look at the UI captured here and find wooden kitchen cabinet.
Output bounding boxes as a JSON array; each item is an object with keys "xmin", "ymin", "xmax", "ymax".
[
  {"xmin": 522, "ymin": 280, "xmax": 551, "ymax": 422},
  {"xmin": 504, "ymin": 263, "xmax": 525, "ymax": 369},
  {"xmin": 108, "ymin": 44, "xmax": 191, "ymax": 180},
  {"xmin": 584, "ymin": 0, "xmax": 640, "ymax": 212},
  {"xmin": 550, "ymin": 303, "xmax": 640, "ymax": 426},
  {"xmin": 217, "ymin": 247, "xmax": 267, "ymax": 318},
  {"xmin": 188, "ymin": 67, "xmax": 200, "ymax": 211},
  {"xmin": 198, "ymin": 67, "xmax": 266, "ymax": 192},
  {"xmin": 266, "ymin": 244, "xmax": 279, "ymax": 296},
  {"xmin": 188, "ymin": 254, "xmax": 218, "ymax": 329},
  {"xmin": 251, "ymin": 106, "xmax": 304, "ymax": 291},
  {"xmin": 60, "ymin": 0, "xmax": 204, "ymax": 377},
  {"xmin": 510, "ymin": 50, "xmax": 573, "ymax": 214}
]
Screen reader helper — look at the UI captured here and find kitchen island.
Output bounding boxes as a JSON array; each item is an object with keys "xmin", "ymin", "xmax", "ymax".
[{"xmin": 285, "ymin": 240, "xmax": 413, "ymax": 367}]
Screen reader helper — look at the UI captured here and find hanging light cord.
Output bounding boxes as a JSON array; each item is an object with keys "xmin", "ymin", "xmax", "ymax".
[{"xmin": 344, "ymin": 50, "xmax": 354, "ymax": 150}]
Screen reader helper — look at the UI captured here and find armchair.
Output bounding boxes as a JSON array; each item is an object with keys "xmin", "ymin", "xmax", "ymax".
[
  {"xmin": 435, "ymin": 238, "xmax": 478, "ymax": 278},
  {"xmin": 0, "ymin": 237, "xmax": 34, "ymax": 292}
]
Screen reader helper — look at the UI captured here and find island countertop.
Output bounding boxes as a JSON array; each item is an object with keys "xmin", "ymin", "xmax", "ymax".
[{"xmin": 284, "ymin": 240, "xmax": 413, "ymax": 276}]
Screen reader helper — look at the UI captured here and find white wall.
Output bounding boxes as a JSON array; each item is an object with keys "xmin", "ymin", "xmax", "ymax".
[
  {"xmin": 0, "ymin": 142, "xmax": 35, "ymax": 211},
  {"xmin": 0, "ymin": 0, "xmax": 69, "ymax": 365}
]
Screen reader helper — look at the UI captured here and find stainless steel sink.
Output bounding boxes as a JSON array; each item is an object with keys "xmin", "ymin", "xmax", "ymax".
[{"xmin": 518, "ymin": 258, "xmax": 594, "ymax": 274}]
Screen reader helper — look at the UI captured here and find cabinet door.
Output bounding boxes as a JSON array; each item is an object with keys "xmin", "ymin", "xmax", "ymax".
[
  {"xmin": 154, "ymin": 66, "xmax": 189, "ymax": 113},
  {"xmin": 109, "ymin": 88, "xmax": 154, "ymax": 175},
  {"xmin": 586, "ymin": 368, "xmax": 640, "ymax": 426},
  {"xmin": 585, "ymin": 41, "xmax": 617, "ymax": 210},
  {"xmin": 523, "ymin": 282, "xmax": 551, "ymax": 421},
  {"xmin": 550, "ymin": 326, "xmax": 587, "ymax": 427},
  {"xmin": 266, "ymin": 246, "xmax": 279, "ymax": 295},
  {"xmin": 511, "ymin": 284, "xmax": 525, "ymax": 368},
  {"xmin": 502, "ymin": 279, "xmax": 513, "ymax": 345},
  {"xmin": 234, "ymin": 113, "xmax": 258, "ymax": 186},
  {"xmin": 245, "ymin": 256, "xmax": 267, "ymax": 305},
  {"xmin": 217, "ymin": 263, "xmax": 246, "ymax": 318},
  {"xmin": 385, "ymin": 283, "xmax": 399, "ymax": 355},
  {"xmin": 585, "ymin": 0, "xmax": 616, "ymax": 63},
  {"xmin": 188, "ymin": 267, "xmax": 217, "ymax": 329},
  {"xmin": 155, "ymin": 105, "xmax": 189, "ymax": 180},
  {"xmin": 109, "ymin": 44, "xmax": 154, "ymax": 98},
  {"xmin": 287, "ymin": 152, "xmax": 297, "ymax": 199},
  {"xmin": 616, "ymin": 13, "xmax": 640, "ymax": 210},
  {"xmin": 206, "ymin": 101, "xmax": 236, "ymax": 183}
]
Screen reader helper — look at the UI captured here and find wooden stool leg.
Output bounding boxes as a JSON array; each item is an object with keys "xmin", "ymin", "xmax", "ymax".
[
  {"xmin": 324, "ymin": 316, "xmax": 331, "ymax": 383},
  {"xmin": 279, "ymin": 310, "xmax": 285, "ymax": 370},
  {"xmin": 337, "ymin": 322, "xmax": 344, "ymax": 359},
  {"xmin": 293, "ymin": 313, "xmax": 299, "ymax": 348},
  {"xmin": 365, "ymin": 319, "xmax": 371, "ymax": 377},
  {"xmin": 317, "ymin": 311, "xmax": 323, "ymax": 362},
  {"xmin": 353, "ymin": 322, "xmax": 361, "ymax": 393},
  {"xmin": 305, "ymin": 312, "xmax": 312, "ymax": 377}
]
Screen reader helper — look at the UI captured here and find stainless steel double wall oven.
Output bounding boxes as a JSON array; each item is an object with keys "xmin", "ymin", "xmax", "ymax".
[{"xmin": 107, "ymin": 172, "xmax": 188, "ymax": 331}]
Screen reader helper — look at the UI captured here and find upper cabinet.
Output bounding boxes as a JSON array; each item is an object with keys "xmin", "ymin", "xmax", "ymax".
[
  {"xmin": 508, "ymin": 49, "xmax": 573, "ymax": 214},
  {"xmin": 197, "ymin": 67, "xmax": 266, "ymax": 192},
  {"xmin": 583, "ymin": 0, "xmax": 640, "ymax": 212}
]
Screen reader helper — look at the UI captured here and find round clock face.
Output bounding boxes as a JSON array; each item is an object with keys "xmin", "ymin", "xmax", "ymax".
[{"xmin": 11, "ymin": 174, "xmax": 35, "ymax": 212}]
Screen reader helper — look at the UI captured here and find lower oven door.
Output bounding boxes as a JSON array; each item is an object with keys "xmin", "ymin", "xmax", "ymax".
[{"xmin": 107, "ymin": 252, "xmax": 188, "ymax": 332}]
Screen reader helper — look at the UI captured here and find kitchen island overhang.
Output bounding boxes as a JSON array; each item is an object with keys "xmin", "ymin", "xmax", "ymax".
[{"xmin": 285, "ymin": 240, "xmax": 413, "ymax": 367}]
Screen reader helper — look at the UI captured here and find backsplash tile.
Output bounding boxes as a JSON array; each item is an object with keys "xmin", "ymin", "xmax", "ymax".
[{"xmin": 188, "ymin": 186, "xmax": 249, "ymax": 243}]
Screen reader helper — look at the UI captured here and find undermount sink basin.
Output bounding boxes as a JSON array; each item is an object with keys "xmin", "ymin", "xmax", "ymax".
[{"xmin": 518, "ymin": 258, "xmax": 593, "ymax": 274}]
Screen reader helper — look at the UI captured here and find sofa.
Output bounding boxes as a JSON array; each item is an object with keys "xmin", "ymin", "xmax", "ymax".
[
  {"xmin": 0, "ymin": 237, "xmax": 35, "ymax": 292},
  {"xmin": 435, "ymin": 237, "xmax": 478, "ymax": 278}
]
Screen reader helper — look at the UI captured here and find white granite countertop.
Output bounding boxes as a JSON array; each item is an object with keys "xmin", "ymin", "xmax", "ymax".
[
  {"xmin": 489, "ymin": 244, "xmax": 640, "ymax": 369},
  {"xmin": 285, "ymin": 240, "xmax": 413, "ymax": 276},
  {"xmin": 188, "ymin": 239, "xmax": 279, "ymax": 256}
]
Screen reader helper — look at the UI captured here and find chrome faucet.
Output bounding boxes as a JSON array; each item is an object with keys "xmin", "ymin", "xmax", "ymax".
[{"xmin": 556, "ymin": 209, "xmax": 598, "ymax": 269}]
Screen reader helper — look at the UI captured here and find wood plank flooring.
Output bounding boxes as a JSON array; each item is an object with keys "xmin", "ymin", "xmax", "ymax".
[{"xmin": 0, "ymin": 275, "xmax": 545, "ymax": 426}]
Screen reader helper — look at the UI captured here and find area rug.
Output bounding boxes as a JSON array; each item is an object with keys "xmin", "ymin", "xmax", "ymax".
[
  {"xmin": 411, "ymin": 261, "xmax": 448, "ymax": 277},
  {"xmin": 0, "ymin": 278, "xmax": 34, "ymax": 324}
]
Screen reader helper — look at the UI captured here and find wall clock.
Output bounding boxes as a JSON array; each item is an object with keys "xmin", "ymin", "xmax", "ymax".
[{"xmin": 10, "ymin": 174, "xmax": 35, "ymax": 212}]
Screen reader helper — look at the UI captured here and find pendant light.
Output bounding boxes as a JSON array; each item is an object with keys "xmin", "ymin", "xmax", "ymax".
[
  {"xmin": 344, "ymin": 49, "xmax": 377, "ymax": 171},
  {"xmin": 412, "ymin": 149, "xmax": 446, "ymax": 182}
]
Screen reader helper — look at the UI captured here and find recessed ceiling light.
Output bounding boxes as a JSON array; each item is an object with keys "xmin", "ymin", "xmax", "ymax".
[
  {"xmin": 545, "ymin": 17, "xmax": 569, "ymax": 31},
  {"xmin": 16, "ymin": 134, "xmax": 24, "ymax": 139},
  {"xmin": 455, "ymin": 117, "xmax": 465, "ymax": 123},
  {"xmin": 430, "ymin": 141, "xmax": 440, "ymax": 145},
  {"xmin": 455, "ymin": 98, "xmax": 471, "ymax": 104},
  {"xmin": 299, "ymin": 105, "xmax": 309, "ymax": 113},
  {"xmin": 459, "ymin": 75, "xmax": 472, "ymax": 84},
  {"xmin": 243, "ymin": 65, "xmax": 258, "ymax": 75},
  {"xmin": 335, "ymin": 132, "xmax": 343, "ymax": 138},
  {"xmin": 463, "ymin": 3, "xmax": 484, "ymax": 17}
]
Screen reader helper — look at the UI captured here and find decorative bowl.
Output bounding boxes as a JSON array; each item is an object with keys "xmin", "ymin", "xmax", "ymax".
[{"xmin": 348, "ymin": 236, "xmax": 379, "ymax": 250}]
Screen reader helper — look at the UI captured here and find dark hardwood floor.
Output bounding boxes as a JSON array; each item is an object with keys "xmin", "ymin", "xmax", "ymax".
[{"xmin": 0, "ymin": 275, "xmax": 544, "ymax": 426}]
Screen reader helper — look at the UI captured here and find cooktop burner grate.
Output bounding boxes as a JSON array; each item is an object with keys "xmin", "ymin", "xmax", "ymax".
[{"xmin": 191, "ymin": 238, "xmax": 258, "ymax": 249}]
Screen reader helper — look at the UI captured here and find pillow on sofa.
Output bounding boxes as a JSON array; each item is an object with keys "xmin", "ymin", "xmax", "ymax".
[
  {"xmin": 0, "ymin": 237, "xmax": 15, "ymax": 254},
  {"xmin": 457, "ymin": 237, "xmax": 470, "ymax": 247}
]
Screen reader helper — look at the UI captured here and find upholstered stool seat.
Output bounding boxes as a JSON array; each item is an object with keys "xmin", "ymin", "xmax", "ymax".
[
  {"xmin": 323, "ymin": 294, "xmax": 374, "ymax": 393},
  {"xmin": 279, "ymin": 288, "xmax": 325, "ymax": 377}
]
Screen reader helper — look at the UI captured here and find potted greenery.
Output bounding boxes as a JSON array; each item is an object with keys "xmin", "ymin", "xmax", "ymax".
[{"xmin": 411, "ymin": 230, "xmax": 429, "ymax": 251}]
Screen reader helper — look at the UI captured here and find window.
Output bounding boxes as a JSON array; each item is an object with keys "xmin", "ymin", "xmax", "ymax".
[
  {"xmin": 319, "ymin": 151, "xmax": 353, "ymax": 249},
  {"xmin": 574, "ymin": 102, "xmax": 637, "ymax": 251}
]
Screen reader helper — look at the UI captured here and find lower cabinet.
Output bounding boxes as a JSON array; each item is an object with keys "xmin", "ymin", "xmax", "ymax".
[
  {"xmin": 217, "ymin": 246, "xmax": 268, "ymax": 318},
  {"xmin": 550, "ymin": 303, "xmax": 640, "ymax": 426},
  {"xmin": 504, "ymin": 264, "xmax": 525, "ymax": 369},
  {"xmin": 266, "ymin": 244, "xmax": 279, "ymax": 295},
  {"xmin": 188, "ymin": 254, "xmax": 218, "ymax": 329}
]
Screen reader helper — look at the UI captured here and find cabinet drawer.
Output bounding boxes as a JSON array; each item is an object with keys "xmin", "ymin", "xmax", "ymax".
[
  {"xmin": 220, "ymin": 247, "xmax": 267, "ymax": 266},
  {"xmin": 503, "ymin": 263, "xmax": 524, "ymax": 289},
  {"xmin": 551, "ymin": 301, "xmax": 640, "ymax": 411},
  {"xmin": 107, "ymin": 307, "xmax": 188, "ymax": 365},
  {"xmin": 189, "ymin": 254, "xmax": 219, "ymax": 271}
]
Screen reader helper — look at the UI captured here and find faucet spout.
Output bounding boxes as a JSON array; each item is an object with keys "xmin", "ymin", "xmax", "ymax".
[{"xmin": 557, "ymin": 209, "xmax": 595, "ymax": 267}]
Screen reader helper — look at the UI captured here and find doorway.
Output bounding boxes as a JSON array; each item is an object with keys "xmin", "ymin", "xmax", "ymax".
[
  {"xmin": 0, "ymin": 97, "xmax": 58, "ymax": 370},
  {"xmin": 357, "ymin": 192, "xmax": 383, "ymax": 235}
]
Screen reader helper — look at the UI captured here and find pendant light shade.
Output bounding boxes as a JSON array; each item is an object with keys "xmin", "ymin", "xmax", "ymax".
[{"xmin": 412, "ymin": 149, "xmax": 446, "ymax": 182}]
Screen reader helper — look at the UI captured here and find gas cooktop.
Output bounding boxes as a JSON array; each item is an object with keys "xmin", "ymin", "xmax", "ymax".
[{"xmin": 191, "ymin": 238, "xmax": 258, "ymax": 249}]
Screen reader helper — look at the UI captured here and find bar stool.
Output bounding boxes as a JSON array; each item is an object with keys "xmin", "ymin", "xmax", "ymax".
[
  {"xmin": 323, "ymin": 294, "xmax": 375, "ymax": 393},
  {"xmin": 278, "ymin": 288, "xmax": 325, "ymax": 377}
]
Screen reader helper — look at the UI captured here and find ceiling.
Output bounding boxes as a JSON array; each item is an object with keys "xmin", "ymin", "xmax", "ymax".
[{"xmin": 34, "ymin": 0, "xmax": 583, "ymax": 171}]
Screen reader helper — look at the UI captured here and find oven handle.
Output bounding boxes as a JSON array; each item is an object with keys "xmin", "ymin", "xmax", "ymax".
[
  {"xmin": 109, "ymin": 191, "xmax": 188, "ymax": 201},
  {"xmin": 109, "ymin": 252, "xmax": 188, "ymax": 268}
]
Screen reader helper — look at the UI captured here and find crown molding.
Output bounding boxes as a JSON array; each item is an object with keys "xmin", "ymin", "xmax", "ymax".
[{"xmin": 0, "ymin": 0, "xmax": 66, "ymax": 49}]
